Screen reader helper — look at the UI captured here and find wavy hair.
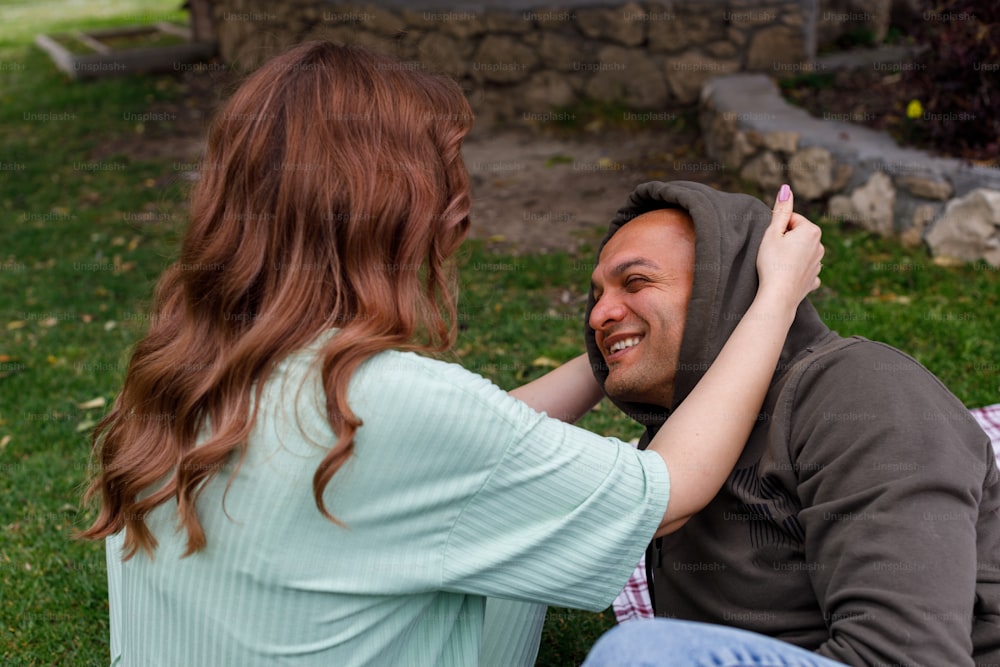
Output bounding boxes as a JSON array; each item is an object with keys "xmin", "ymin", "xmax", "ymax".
[{"xmin": 80, "ymin": 42, "xmax": 473, "ymax": 558}]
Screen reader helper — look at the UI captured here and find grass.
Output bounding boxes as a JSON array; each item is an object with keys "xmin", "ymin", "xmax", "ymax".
[{"xmin": 1, "ymin": 2, "xmax": 999, "ymax": 666}]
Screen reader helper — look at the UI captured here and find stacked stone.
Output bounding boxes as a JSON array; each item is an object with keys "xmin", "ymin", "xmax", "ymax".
[
  {"xmin": 700, "ymin": 74, "xmax": 1000, "ymax": 267},
  {"xmin": 212, "ymin": 1, "xmax": 809, "ymax": 122}
]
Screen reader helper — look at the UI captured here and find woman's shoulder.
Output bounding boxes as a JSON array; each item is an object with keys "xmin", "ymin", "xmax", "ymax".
[{"xmin": 359, "ymin": 350, "xmax": 513, "ymax": 406}]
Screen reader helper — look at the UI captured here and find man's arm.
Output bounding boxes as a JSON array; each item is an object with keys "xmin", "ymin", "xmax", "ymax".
[
  {"xmin": 789, "ymin": 341, "xmax": 991, "ymax": 667},
  {"xmin": 509, "ymin": 354, "xmax": 603, "ymax": 423}
]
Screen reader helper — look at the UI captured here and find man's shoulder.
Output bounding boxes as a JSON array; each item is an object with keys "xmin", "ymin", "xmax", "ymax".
[
  {"xmin": 777, "ymin": 336, "xmax": 988, "ymax": 456},
  {"xmin": 785, "ymin": 335, "xmax": 943, "ymax": 390}
]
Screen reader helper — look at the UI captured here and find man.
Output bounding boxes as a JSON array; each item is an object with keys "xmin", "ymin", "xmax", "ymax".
[{"xmin": 584, "ymin": 180, "xmax": 1000, "ymax": 667}]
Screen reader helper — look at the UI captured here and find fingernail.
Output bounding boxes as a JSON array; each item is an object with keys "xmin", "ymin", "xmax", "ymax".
[{"xmin": 778, "ymin": 184, "xmax": 791, "ymax": 202}]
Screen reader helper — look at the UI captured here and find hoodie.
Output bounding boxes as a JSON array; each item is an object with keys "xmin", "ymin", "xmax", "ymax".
[{"xmin": 584, "ymin": 181, "xmax": 1000, "ymax": 667}]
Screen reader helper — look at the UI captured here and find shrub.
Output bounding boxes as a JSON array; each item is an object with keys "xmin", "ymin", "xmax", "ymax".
[{"xmin": 903, "ymin": 1, "xmax": 1000, "ymax": 161}]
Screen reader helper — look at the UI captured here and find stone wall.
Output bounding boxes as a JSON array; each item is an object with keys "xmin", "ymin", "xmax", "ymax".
[
  {"xmin": 213, "ymin": 1, "xmax": 817, "ymax": 122},
  {"xmin": 700, "ymin": 74, "xmax": 1000, "ymax": 267}
]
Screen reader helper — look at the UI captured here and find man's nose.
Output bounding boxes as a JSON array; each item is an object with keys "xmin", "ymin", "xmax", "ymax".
[{"xmin": 589, "ymin": 291, "xmax": 626, "ymax": 331}]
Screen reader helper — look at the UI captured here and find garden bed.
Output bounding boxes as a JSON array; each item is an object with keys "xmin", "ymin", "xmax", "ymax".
[
  {"xmin": 779, "ymin": 67, "xmax": 997, "ymax": 165},
  {"xmin": 34, "ymin": 23, "xmax": 216, "ymax": 80}
]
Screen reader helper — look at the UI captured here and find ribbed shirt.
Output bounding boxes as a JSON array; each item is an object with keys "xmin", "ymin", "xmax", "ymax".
[{"xmin": 106, "ymin": 341, "xmax": 669, "ymax": 666}]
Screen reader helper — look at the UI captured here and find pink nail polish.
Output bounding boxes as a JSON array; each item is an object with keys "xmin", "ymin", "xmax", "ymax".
[{"xmin": 778, "ymin": 184, "xmax": 791, "ymax": 202}]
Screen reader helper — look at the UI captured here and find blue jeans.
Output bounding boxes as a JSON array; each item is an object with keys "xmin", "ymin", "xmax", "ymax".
[{"xmin": 582, "ymin": 618, "xmax": 849, "ymax": 667}]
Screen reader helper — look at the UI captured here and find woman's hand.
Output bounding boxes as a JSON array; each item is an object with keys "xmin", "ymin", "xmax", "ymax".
[{"xmin": 756, "ymin": 184, "xmax": 825, "ymax": 311}]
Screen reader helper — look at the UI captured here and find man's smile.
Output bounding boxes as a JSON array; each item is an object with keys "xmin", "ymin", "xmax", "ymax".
[{"xmin": 604, "ymin": 333, "xmax": 644, "ymax": 362}]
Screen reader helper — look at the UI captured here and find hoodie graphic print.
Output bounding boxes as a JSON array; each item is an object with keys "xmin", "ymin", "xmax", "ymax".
[{"xmin": 584, "ymin": 181, "xmax": 1000, "ymax": 667}]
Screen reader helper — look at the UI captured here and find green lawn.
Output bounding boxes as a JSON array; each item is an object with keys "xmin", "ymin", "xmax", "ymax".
[{"xmin": 1, "ymin": 1, "xmax": 998, "ymax": 665}]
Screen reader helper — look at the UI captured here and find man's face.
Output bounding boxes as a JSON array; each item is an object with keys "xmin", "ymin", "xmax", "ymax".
[{"xmin": 589, "ymin": 210, "xmax": 695, "ymax": 408}]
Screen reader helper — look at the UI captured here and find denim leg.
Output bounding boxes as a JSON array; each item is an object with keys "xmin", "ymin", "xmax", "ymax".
[{"xmin": 582, "ymin": 618, "xmax": 849, "ymax": 667}]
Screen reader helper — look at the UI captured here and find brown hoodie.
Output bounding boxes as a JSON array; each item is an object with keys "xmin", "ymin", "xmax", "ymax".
[{"xmin": 584, "ymin": 181, "xmax": 1000, "ymax": 667}]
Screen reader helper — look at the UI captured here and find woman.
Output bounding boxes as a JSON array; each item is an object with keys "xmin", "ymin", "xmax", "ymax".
[{"xmin": 81, "ymin": 42, "xmax": 829, "ymax": 666}]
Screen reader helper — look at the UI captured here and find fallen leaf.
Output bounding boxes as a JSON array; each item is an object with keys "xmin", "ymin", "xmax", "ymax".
[
  {"xmin": 0, "ymin": 435, "xmax": 10, "ymax": 450},
  {"xmin": 76, "ymin": 419, "xmax": 97, "ymax": 433},
  {"xmin": 0, "ymin": 354, "xmax": 10, "ymax": 363},
  {"xmin": 39, "ymin": 317, "xmax": 57, "ymax": 327},
  {"xmin": 77, "ymin": 396, "xmax": 107, "ymax": 410},
  {"xmin": 7, "ymin": 321, "xmax": 26, "ymax": 330},
  {"xmin": 532, "ymin": 356, "xmax": 561, "ymax": 368},
  {"xmin": 932, "ymin": 255, "xmax": 965, "ymax": 268}
]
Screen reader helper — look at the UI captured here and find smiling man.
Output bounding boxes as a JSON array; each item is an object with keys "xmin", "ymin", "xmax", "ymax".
[
  {"xmin": 590, "ymin": 208, "xmax": 695, "ymax": 410},
  {"xmin": 584, "ymin": 180, "xmax": 1000, "ymax": 667}
]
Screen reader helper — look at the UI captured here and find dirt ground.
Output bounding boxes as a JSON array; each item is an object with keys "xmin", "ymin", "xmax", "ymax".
[
  {"xmin": 460, "ymin": 123, "xmax": 740, "ymax": 255},
  {"xmin": 98, "ymin": 67, "xmax": 746, "ymax": 255}
]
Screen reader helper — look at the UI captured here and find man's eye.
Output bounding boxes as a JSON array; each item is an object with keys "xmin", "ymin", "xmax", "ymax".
[{"xmin": 625, "ymin": 276, "xmax": 647, "ymax": 289}]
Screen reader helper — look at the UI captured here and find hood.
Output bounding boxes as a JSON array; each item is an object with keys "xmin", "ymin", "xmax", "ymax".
[{"xmin": 584, "ymin": 180, "xmax": 832, "ymax": 429}]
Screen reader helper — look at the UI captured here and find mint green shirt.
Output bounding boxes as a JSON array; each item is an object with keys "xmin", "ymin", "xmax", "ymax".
[{"xmin": 106, "ymin": 342, "xmax": 669, "ymax": 666}]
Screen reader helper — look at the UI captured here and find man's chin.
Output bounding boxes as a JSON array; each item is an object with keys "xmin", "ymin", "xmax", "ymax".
[
  {"xmin": 604, "ymin": 374, "xmax": 666, "ymax": 408},
  {"xmin": 604, "ymin": 377, "xmax": 641, "ymax": 405}
]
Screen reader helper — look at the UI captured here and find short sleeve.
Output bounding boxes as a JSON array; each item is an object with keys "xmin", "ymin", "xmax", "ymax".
[{"xmin": 439, "ymin": 386, "xmax": 669, "ymax": 611}]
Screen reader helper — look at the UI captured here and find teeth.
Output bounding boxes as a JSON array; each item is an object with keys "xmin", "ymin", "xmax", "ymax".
[{"xmin": 609, "ymin": 337, "xmax": 641, "ymax": 354}]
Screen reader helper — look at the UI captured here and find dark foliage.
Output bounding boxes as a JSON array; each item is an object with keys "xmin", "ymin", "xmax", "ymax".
[{"xmin": 903, "ymin": 1, "xmax": 1000, "ymax": 161}]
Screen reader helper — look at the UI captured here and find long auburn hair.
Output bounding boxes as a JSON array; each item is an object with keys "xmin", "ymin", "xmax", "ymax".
[{"xmin": 80, "ymin": 41, "xmax": 473, "ymax": 559}]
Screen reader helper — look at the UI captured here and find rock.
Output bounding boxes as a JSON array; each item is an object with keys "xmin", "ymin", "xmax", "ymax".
[
  {"xmin": 828, "ymin": 171, "xmax": 896, "ymax": 235},
  {"xmin": 476, "ymin": 88, "xmax": 518, "ymax": 125},
  {"xmin": 896, "ymin": 175, "xmax": 954, "ymax": 201},
  {"xmin": 526, "ymin": 8, "xmax": 577, "ymax": 30},
  {"xmin": 901, "ymin": 204, "xmax": 937, "ymax": 248},
  {"xmin": 303, "ymin": 22, "xmax": 355, "ymax": 46},
  {"xmin": 437, "ymin": 10, "xmax": 485, "ymax": 39},
  {"xmin": 538, "ymin": 32, "xmax": 580, "ymax": 72},
  {"xmin": 349, "ymin": 31, "xmax": 398, "ymax": 56},
  {"xmin": 517, "ymin": 70, "xmax": 576, "ymax": 112},
  {"xmin": 781, "ymin": 11, "xmax": 805, "ymax": 28},
  {"xmin": 723, "ymin": 130, "xmax": 755, "ymax": 167},
  {"xmin": 763, "ymin": 130, "xmax": 799, "ymax": 154},
  {"xmin": 788, "ymin": 146, "xmax": 834, "ymax": 200},
  {"xmin": 484, "ymin": 11, "xmax": 531, "ymax": 33},
  {"xmin": 727, "ymin": 25, "xmax": 748, "ymax": 47},
  {"xmin": 472, "ymin": 35, "xmax": 536, "ymax": 83},
  {"xmin": 832, "ymin": 163, "xmax": 853, "ymax": 191},
  {"xmin": 576, "ymin": 2, "xmax": 646, "ymax": 47},
  {"xmin": 724, "ymin": 6, "xmax": 779, "ymax": 27},
  {"xmin": 399, "ymin": 9, "xmax": 435, "ymax": 29},
  {"xmin": 231, "ymin": 27, "xmax": 298, "ymax": 71},
  {"xmin": 827, "ymin": 194, "xmax": 854, "ymax": 225},
  {"xmin": 700, "ymin": 107, "xmax": 737, "ymax": 162},
  {"xmin": 740, "ymin": 150, "xmax": 784, "ymax": 191},
  {"xmin": 925, "ymin": 188, "xmax": 1000, "ymax": 267},
  {"xmin": 419, "ymin": 32, "xmax": 468, "ymax": 78},
  {"xmin": 215, "ymin": 12, "xmax": 255, "ymax": 64},
  {"xmin": 747, "ymin": 25, "xmax": 807, "ymax": 71},
  {"xmin": 648, "ymin": 8, "xmax": 724, "ymax": 53},
  {"xmin": 665, "ymin": 52, "xmax": 740, "ymax": 105},
  {"xmin": 585, "ymin": 46, "xmax": 668, "ymax": 109},
  {"xmin": 705, "ymin": 41, "xmax": 740, "ymax": 58},
  {"xmin": 363, "ymin": 6, "xmax": 406, "ymax": 37}
]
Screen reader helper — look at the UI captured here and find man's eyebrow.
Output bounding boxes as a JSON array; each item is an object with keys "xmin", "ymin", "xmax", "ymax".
[{"xmin": 610, "ymin": 258, "xmax": 658, "ymax": 276}]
